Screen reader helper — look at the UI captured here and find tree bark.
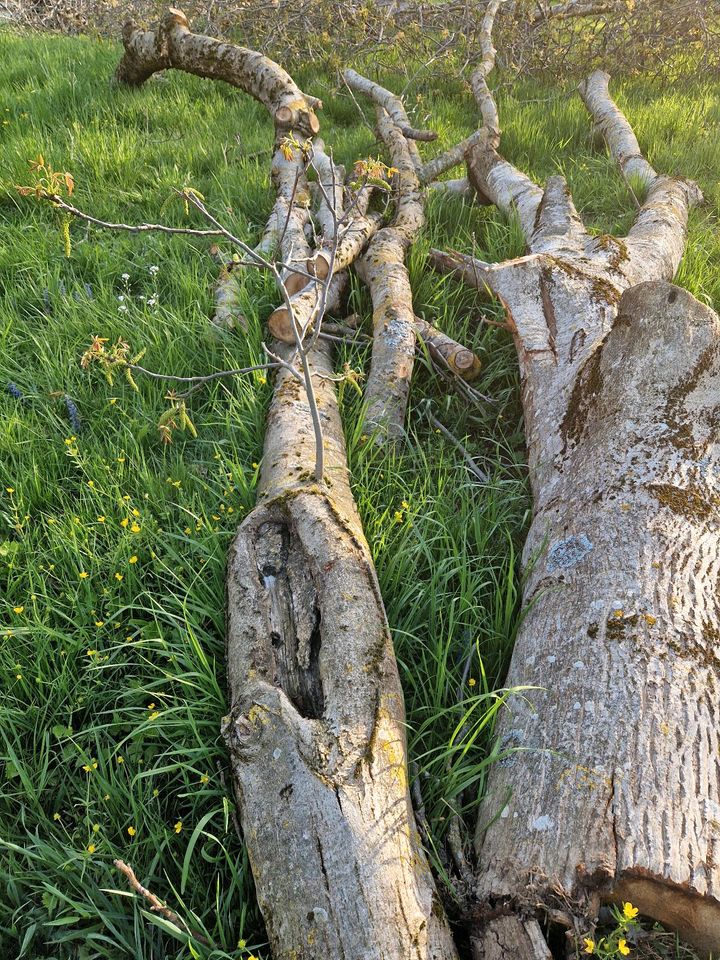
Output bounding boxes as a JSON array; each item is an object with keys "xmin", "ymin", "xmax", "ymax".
[
  {"xmin": 115, "ymin": 7, "xmax": 320, "ymax": 138},
  {"xmin": 474, "ymin": 280, "xmax": 720, "ymax": 958},
  {"xmin": 223, "ymin": 338, "xmax": 459, "ymax": 960},
  {"xmin": 433, "ymin": 67, "xmax": 716, "ymax": 956},
  {"xmin": 355, "ymin": 106, "xmax": 424, "ymax": 441}
]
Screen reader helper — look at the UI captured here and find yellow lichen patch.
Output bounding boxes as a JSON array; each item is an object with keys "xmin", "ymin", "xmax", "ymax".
[
  {"xmin": 557, "ymin": 763, "xmax": 612, "ymax": 793},
  {"xmin": 247, "ymin": 703, "xmax": 270, "ymax": 727}
]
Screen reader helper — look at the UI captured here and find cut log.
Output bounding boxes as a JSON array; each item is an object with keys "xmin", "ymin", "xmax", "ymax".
[
  {"xmin": 115, "ymin": 7, "xmax": 320, "ymax": 138},
  {"xmin": 267, "ymin": 211, "xmax": 383, "ymax": 343},
  {"xmin": 433, "ymin": 62, "xmax": 714, "ymax": 956},
  {"xmin": 414, "ymin": 316, "xmax": 482, "ymax": 382},
  {"xmin": 223, "ymin": 337, "xmax": 459, "ymax": 960}
]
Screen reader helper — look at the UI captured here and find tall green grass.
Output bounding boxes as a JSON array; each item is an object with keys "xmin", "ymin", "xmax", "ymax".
[{"xmin": 0, "ymin": 26, "xmax": 717, "ymax": 959}]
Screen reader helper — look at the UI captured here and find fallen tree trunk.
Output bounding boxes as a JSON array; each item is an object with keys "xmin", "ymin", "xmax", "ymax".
[
  {"xmin": 433, "ymin": 66, "xmax": 717, "ymax": 957},
  {"xmin": 223, "ymin": 336, "xmax": 459, "ymax": 959},
  {"xmin": 113, "ymin": 14, "xmax": 458, "ymax": 956},
  {"xmin": 471, "ymin": 280, "xmax": 720, "ymax": 958}
]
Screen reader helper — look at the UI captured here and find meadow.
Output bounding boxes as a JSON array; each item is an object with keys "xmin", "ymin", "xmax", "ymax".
[{"xmin": 0, "ymin": 25, "xmax": 718, "ymax": 959}]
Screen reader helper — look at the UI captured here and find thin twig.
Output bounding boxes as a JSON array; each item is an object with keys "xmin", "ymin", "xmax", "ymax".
[
  {"xmin": 43, "ymin": 194, "xmax": 225, "ymax": 237},
  {"xmin": 425, "ymin": 404, "xmax": 489, "ymax": 483},
  {"xmin": 113, "ymin": 859, "xmax": 212, "ymax": 947},
  {"xmin": 129, "ymin": 361, "xmax": 283, "ymax": 385}
]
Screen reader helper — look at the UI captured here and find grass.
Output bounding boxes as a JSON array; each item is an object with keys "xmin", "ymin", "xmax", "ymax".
[{"xmin": 0, "ymin": 25, "xmax": 718, "ymax": 960}]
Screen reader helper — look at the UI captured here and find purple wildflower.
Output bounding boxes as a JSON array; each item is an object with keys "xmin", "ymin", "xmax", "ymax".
[{"xmin": 64, "ymin": 395, "xmax": 81, "ymax": 432}]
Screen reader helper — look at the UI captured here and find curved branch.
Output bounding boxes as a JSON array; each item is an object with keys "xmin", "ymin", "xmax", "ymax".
[
  {"xmin": 344, "ymin": 68, "xmax": 437, "ymax": 142},
  {"xmin": 578, "ymin": 70, "xmax": 703, "ymax": 282},
  {"xmin": 116, "ymin": 7, "xmax": 320, "ymax": 138},
  {"xmin": 464, "ymin": 0, "xmax": 544, "ymax": 241}
]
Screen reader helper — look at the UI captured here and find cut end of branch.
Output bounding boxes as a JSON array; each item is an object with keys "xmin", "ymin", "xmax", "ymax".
[
  {"xmin": 267, "ymin": 305, "xmax": 295, "ymax": 343},
  {"xmin": 283, "ymin": 270, "xmax": 312, "ymax": 297},
  {"xmin": 165, "ymin": 6, "xmax": 190, "ymax": 29},
  {"xmin": 275, "ymin": 106, "xmax": 321, "ymax": 135},
  {"xmin": 306, "ymin": 252, "xmax": 331, "ymax": 281}
]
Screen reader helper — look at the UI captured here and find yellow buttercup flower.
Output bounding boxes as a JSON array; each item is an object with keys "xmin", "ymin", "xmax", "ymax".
[
  {"xmin": 13, "ymin": 606, "xmax": 24, "ymax": 614},
  {"xmin": 130, "ymin": 523, "xmax": 141, "ymax": 534},
  {"xmin": 120, "ymin": 518, "xmax": 129, "ymax": 528},
  {"xmin": 129, "ymin": 555, "xmax": 138, "ymax": 564},
  {"xmin": 127, "ymin": 826, "xmax": 136, "ymax": 837},
  {"xmin": 618, "ymin": 939, "xmax": 630, "ymax": 956},
  {"xmin": 622, "ymin": 902, "xmax": 639, "ymax": 921},
  {"xmin": 87, "ymin": 844, "xmax": 96, "ymax": 854},
  {"xmin": 583, "ymin": 940, "xmax": 594, "ymax": 954},
  {"xmin": 174, "ymin": 821, "xmax": 183, "ymax": 834},
  {"xmin": 79, "ymin": 571, "xmax": 89, "ymax": 579}
]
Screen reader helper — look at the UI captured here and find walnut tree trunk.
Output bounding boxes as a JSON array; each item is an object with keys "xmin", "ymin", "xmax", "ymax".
[
  {"xmin": 474, "ymin": 280, "xmax": 720, "ymax": 958},
  {"xmin": 432, "ymin": 67, "xmax": 717, "ymax": 957},
  {"xmin": 223, "ymin": 341, "xmax": 458, "ymax": 960}
]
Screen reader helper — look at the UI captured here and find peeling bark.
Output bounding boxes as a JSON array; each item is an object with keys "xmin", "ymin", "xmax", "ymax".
[
  {"xmin": 434, "ymin": 67, "xmax": 715, "ymax": 956},
  {"xmin": 223, "ymin": 338, "xmax": 459, "ymax": 960}
]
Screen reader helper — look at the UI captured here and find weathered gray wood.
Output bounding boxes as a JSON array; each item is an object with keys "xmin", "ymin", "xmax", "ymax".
[
  {"xmin": 223, "ymin": 339, "xmax": 459, "ymax": 960},
  {"xmin": 471, "ymin": 916, "xmax": 553, "ymax": 959},
  {"xmin": 434, "ymin": 59, "xmax": 715, "ymax": 957},
  {"xmin": 475, "ymin": 281, "xmax": 720, "ymax": 958}
]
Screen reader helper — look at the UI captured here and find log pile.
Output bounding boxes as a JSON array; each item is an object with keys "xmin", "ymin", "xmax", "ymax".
[{"xmin": 103, "ymin": 6, "xmax": 718, "ymax": 957}]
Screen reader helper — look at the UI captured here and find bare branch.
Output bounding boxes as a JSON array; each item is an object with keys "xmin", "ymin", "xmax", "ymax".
[
  {"xmin": 343, "ymin": 68, "xmax": 437, "ymax": 148},
  {"xmin": 578, "ymin": 70, "xmax": 703, "ymax": 282},
  {"xmin": 116, "ymin": 7, "xmax": 320, "ymax": 138},
  {"xmin": 530, "ymin": 0, "xmax": 620, "ymax": 23},
  {"xmin": 113, "ymin": 859, "xmax": 211, "ymax": 946},
  {"xmin": 425, "ymin": 405, "xmax": 489, "ymax": 483},
  {"xmin": 39, "ymin": 194, "xmax": 224, "ymax": 238}
]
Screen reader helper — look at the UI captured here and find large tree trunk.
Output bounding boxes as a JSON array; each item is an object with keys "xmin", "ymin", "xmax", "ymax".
[
  {"xmin": 112, "ymin": 13, "xmax": 458, "ymax": 956},
  {"xmin": 223, "ymin": 339, "xmax": 459, "ymax": 960},
  {"xmin": 433, "ymin": 67, "xmax": 717, "ymax": 956},
  {"xmin": 473, "ymin": 280, "xmax": 720, "ymax": 957}
]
